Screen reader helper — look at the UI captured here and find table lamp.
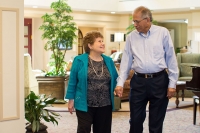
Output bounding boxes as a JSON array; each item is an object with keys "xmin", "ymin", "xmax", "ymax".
[{"xmin": 114, "ymin": 32, "xmax": 124, "ymax": 52}]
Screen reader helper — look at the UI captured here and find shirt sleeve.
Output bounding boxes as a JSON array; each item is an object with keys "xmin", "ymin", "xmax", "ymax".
[
  {"xmin": 117, "ymin": 34, "xmax": 133, "ymax": 87},
  {"xmin": 163, "ymin": 29, "xmax": 179, "ymax": 88}
]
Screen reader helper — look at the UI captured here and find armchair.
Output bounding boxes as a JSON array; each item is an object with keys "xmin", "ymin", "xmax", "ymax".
[
  {"xmin": 24, "ymin": 54, "xmax": 40, "ymax": 97},
  {"xmin": 177, "ymin": 53, "xmax": 200, "ymax": 81},
  {"xmin": 177, "ymin": 53, "xmax": 200, "ymax": 97}
]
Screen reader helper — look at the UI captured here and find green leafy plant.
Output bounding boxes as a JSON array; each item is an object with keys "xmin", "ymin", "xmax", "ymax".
[
  {"xmin": 25, "ymin": 91, "xmax": 60, "ymax": 133},
  {"xmin": 126, "ymin": 16, "xmax": 158, "ymax": 34},
  {"xmin": 39, "ymin": 0, "xmax": 77, "ymax": 76}
]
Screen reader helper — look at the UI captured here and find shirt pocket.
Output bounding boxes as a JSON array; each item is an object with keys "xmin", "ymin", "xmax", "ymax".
[{"xmin": 153, "ymin": 46, "xmax": 164, "ymax": 59}]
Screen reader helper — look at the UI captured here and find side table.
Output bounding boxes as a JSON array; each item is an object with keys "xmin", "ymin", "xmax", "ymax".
[
  {"xmin": 176, "ymin": 81, "xmax": 186, "ymax": 108},
  {"xmin": 192, "ymin": 91, "xmax": 200, "ymax": 125}
]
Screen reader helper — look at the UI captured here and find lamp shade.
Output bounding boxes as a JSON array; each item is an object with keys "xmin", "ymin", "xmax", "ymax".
[
  {"xmin": 114, "ymin": 32, "xmax": 124, "ymax": 42},
  {"xmin": 195, "ymin": 32, "xmax": 200, "ymax": 41}
]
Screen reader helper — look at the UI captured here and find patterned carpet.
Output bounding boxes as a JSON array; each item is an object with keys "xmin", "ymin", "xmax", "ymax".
[{"xmin": 43, "ymin": 98, "xmax": 200, "ymax": 133}]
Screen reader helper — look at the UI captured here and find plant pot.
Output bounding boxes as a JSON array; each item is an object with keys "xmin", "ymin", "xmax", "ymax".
[
  {"xmin": 25, "ymin": 123, "xmax": 48, "ymax": 133},
  {"xmin": 36, "ymin": 75, "xmax": 69, "ymax": 99}
]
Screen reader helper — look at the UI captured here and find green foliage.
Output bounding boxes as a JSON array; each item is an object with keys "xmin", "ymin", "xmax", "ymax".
[
  {"xmin": 175, "ymin": 47, "xmax": 181, "ymax": 54},
  {"xmin": 25, "ymin": 91, "xmax": 60, "ymax": 133},
  {"xmin": 126, "ymin": 16, "xmax": 158, "ymax": 35},
  {"xmin": 39, "ymin": 0, "xmax": 77, "ymax": 76}
]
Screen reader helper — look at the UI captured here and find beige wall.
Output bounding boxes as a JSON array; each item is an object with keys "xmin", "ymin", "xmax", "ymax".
[
  {"xmin": 0, "ymin": 0, "xmax": 24, "ymax": 133},
  {"xmin": 158, "ymin": 22, "xmax": 188, "ymax": 49},
  {"xmin": 153, "ymin": 11, "xmax": 200, "ymax": 44},
  {"xmin": 79, "ymin": 27, "xmax": 99, "ymax": 37},
  {"xmin": 25, "ymin": 8, "xmax": 129, "ymax": 70},
  {"xmin": 25, "ymin": 8, "xmax": 200, "ymax": 71}
]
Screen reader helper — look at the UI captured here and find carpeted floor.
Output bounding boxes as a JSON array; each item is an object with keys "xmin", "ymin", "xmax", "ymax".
[{"xmin": 43, "ymin": 98, "xmax": 200, "ymax": 133}]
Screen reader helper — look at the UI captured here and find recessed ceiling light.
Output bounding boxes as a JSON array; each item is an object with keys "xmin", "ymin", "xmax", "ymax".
[
  {"xmin": 86, "ymin": 10, "xmax": 91, "ymax": 12},
  {"xmin": 111, "ymin": 12, "xmax": 115, "ymax": 14},
  {"xmin": 190, "ymin": 7, "xmax": 195, "ymax": 10},
  {"xmin": 32, "ymin": 6, "xmax": 38, "ymax": 8}
]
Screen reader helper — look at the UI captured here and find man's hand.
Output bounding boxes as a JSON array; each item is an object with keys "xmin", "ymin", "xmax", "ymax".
[
  {"xmin": 114, "ymin": 86, "xmax": 123, "ymax": 97},
  {"xmin": 167, "ymin": 88, "xmax": 176, "ymax": 99},
  {"xmin": 68, "ymin": 100, "xmax": 74, "ymax": 114}
]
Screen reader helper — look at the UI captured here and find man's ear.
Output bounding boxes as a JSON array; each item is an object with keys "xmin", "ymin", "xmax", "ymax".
[{"xmin": 147, "ymin": 17, "xmax": 151, "ymax": 23}]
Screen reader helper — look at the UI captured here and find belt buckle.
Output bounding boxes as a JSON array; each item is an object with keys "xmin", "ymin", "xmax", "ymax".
[{"xmin": 145, "ymin": 74, "xmax": 153, "ymax": 78}]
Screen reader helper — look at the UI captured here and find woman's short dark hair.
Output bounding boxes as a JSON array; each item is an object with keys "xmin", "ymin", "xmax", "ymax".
[
  {"xmin": 83, "ymin": 31, "xmax": 103, "ymax": 53},
  {"xmin": 133, "ymin": 6, "xmax": 153, "ymax": 22}
]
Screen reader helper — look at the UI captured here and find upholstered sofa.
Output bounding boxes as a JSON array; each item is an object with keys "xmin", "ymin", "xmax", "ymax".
[
  {"xmin": 177, "ymin": 53, "xmax": 200, "ymax": 81},
  {"xmin": 177, "ymin": 53, "xmax": 200, "ymax": 97}
]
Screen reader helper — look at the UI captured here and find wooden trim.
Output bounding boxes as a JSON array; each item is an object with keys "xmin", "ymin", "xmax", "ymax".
[
  {"xmin": 0, "ymin": 7, "xmax": 20, "ymax": 121},
  {"xmin": 188, "ymin": 26, "xmax": 200, "ymax": 29},
  {"xmin": 0, "ymin": 7, "xmax": 2, "ymax": 122},
  {"xmin": 105, "ymin": 28, "xmax": 126, "ymax": 31}
]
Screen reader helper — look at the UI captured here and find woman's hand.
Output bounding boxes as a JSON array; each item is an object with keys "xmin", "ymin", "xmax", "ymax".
[{"xmin": 68, "ymin": 100, "xmax": 74, "ymax": 114}]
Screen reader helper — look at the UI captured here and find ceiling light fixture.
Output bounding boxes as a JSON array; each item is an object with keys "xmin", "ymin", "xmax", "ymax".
[
  {"xmin": 190, "ymin": 7, "xmax": 195, "ymax": 10},
  {"xmin": 32, "ymin": 6, "xmax": 38, "ymax": 8},
  {"xmin": 111, "ymin": 12, "xmax": 115, "ymax": 14},
  {"xmin": 86, "ymin": 10, "xmax": 91, "ymax": 12}
]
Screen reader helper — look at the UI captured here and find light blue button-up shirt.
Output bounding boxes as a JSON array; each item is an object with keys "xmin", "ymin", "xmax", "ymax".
[{"xmin": 117, "ymin": 25, "xmax": 179, "ymax": 88}]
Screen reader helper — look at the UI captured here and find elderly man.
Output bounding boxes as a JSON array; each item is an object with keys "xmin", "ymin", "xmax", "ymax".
[{"xmin": 115, "ymin": 6, "xmax": 178, "ymax": 133}]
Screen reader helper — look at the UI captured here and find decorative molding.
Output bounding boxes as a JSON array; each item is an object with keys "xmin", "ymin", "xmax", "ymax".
[
  {"xmin": 0, "ymin": 7, "xmax": 20, "ymax": 121},
  {"xmin": 106, "ymin": 28, "xmax": 126, "ymax": 31},
  {"xmin": 188, "ymin": 26, "xmax": 200, "ymax": 29}
]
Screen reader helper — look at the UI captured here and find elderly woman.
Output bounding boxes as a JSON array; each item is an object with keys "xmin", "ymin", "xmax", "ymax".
[{"xmin": 65, "ymin": 31, "xmax": 118, "ymax": 133}]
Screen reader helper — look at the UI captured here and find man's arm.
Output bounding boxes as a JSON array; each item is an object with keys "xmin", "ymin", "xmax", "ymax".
[
  {"xmin": 115, "ymin": 35, "xmax": 133, "ymax": 97},
  {"xmin": 163, "ymin": 29, "xmax": 179, "ymax": 99}
]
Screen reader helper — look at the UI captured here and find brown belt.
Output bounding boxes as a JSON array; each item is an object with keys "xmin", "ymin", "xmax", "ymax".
[{"xmin": 135, "ymin": 69, "xmax": 166, "ymax": 78}]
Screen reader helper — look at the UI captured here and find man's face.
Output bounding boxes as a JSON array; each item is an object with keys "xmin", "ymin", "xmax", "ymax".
[{"xmin": 132, "ymin": 12, "xmax": 148, "ymax": 33}]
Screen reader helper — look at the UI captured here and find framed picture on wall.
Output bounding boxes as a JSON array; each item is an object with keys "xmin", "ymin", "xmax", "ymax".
[
  {"xmin": 110, "ymin": 34, "xmax": 126, "ymax": 42},
  {"xmin": 110, "ymin": 33, "xmax": 126, "ymax": 42},
  {"xmin": 110, "ymin": 34, "xmax": 114, "ymax": 42},
  {"xmin": 124, "ymin": 34, "xmax": 126, "ymax": 41}
]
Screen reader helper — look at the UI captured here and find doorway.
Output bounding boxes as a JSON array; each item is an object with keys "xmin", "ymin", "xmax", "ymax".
[
  {"xmin": 78, "ymin": 27, "xmax": 104, "ymax": 55},
  {"xmin": 24, "ymin": 18, "xmax": 32, "ymax": 57}
]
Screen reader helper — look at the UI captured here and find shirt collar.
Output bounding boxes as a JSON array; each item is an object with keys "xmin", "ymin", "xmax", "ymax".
[{"xmin": 139, "ymin": 24, "xmax": 153, "ymax": 38}]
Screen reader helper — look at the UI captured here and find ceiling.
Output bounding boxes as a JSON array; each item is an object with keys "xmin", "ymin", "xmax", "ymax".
[{"xmin": 24, "ymin": 0, "xmax": 200, "ymax": 15}]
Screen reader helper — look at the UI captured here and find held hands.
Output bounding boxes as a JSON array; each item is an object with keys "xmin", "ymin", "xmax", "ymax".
[
  {"xmin": 167, "ymin": 88, "xmax": 176, "ymax": 99},
  {"xmin": 68, "ymin": 100, "xmax": 74, "ymax": 114},
  {"xmin": 114, "ymin": 86, "xmax": 123, "ymax": 97}
]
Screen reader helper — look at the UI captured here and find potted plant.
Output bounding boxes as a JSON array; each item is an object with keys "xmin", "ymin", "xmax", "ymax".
[
  {"xmin": 37, "ymin": 0, "xmax": 77, "ymax": 99},
  {"xmin": 25, "ymin": 91, "xmax": 60, "ymax": 133},
  {"xmin": 39, "ymin": 0, "xmax": 77, "ymax": 76}
]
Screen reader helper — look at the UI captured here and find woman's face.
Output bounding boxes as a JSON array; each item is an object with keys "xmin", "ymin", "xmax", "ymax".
[{"xmin": 89, "ymin": 37, "xmax": 105, "ymax": 54}]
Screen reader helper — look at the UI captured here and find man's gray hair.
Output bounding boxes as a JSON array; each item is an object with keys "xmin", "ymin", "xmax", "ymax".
[{"xmin": 133, "ymin": 6, "xmax": 153, "ymax": 22}]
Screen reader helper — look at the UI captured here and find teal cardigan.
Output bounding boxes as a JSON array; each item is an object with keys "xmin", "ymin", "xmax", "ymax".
[{"xmin": 65, "ymin": 53, "xmax": 118, "ymax": 112}]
